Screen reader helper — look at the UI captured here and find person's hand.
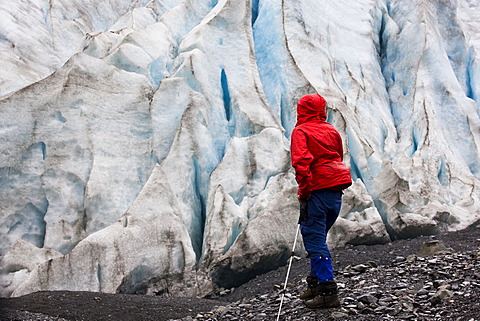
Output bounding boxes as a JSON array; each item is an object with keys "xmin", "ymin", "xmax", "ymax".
[
  {"xmin": 298, "ymin": 195, "xmax": 307, "ymax": 207},
  {"xmin": 298, "ymin": 197, "xmax": 308, "ymax": 223}
]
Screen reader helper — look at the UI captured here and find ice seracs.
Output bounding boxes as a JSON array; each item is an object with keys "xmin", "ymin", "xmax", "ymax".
[{"xmin": 1, "ymin": 0, "xmax": 479, "ymax": 297}]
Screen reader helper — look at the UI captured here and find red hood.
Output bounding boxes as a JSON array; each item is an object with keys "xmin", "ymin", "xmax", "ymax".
[{"xmin": 295, "ymin": 94, "xmax": 327, "ymax": 126}]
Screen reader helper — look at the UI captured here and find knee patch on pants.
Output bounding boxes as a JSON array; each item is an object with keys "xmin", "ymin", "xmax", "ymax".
[{"xmin": 311, "ymin": 256, "xmax": 335, "ymax": 282}]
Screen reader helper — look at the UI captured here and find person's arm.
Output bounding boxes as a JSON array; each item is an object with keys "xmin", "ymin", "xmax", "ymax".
[
  {"xmin": 336, "ymin": 132, "xmax": 344, "ymax": 161},
  {"xmin": 291, "ymin": 129, "xmax": 314, "ymax": 200}
]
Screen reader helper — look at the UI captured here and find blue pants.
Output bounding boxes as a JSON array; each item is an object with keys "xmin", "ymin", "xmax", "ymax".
[{"xmin": 300, "ymin": 189, "xmax": 342, "ymax": 282}]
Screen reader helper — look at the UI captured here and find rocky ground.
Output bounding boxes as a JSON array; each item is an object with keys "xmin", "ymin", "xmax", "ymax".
[{"xmin": 1, "ymin": 223, "xmax": 479, "ymax": 321}]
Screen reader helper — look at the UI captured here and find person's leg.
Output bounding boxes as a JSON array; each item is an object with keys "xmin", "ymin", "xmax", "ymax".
[
  {"xmin": 301, "ymin": 189, "xmax": 342, "ymax": 281},
  {"xmin": 325, "ymin": 190, "xmax": 342, "ymax": 233},
  {"xmin": 299, "ymin": 197, "xmax": 330, "ymax": 282},
  {"xmin": 299, "ymin": 192, "xmax": 329, "ymax": 301},
  {"xmin": 300, "ymin": 200, "xmax": 326, "ymax": 301},
  {"xmin": 300, "ymin": 189, "xmax": 343, "ymax": 308}
]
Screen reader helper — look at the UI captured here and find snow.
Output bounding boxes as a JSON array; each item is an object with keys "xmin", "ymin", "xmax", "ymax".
[{"xmin": 1, "ymin": 0, "xmax": 479, "ymax": 298}]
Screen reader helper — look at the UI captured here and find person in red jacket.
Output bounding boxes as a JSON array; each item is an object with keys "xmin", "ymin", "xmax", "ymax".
[{"xmin": 290, "ymin": 93, "xmax": 352, "ymax": 309}]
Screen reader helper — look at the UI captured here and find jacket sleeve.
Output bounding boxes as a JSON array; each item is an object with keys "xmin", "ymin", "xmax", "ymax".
[
  {"xmin": 291, "ymin": 128, "xmax": 314, "ymax": 199},
  {"xmin": 336, "ymin": 132, "xmax": 344, "ymax": 161}
]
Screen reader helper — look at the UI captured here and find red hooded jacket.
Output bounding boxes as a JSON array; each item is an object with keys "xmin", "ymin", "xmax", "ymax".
[{"xmin": 291, "ymin": 94, "xmax": 352, "ymax": 199}]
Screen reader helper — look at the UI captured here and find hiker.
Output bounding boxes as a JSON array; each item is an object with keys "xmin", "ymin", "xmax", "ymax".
[{"xmin": 290, "ymin": 94, "xmax": 352, "ymax": 309}]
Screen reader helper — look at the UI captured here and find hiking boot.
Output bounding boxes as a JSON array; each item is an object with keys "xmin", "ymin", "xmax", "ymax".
[
  {"xmin": 299, "ymin": 275, "xmax": 319, "ymax": 301},
  {"xmin": 305, "ymin": 281, "xmax": 340, "ymax": 309}
]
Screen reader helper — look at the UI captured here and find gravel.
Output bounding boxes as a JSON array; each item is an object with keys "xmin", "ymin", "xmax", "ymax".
[{"xmin": 1, "ymin": 223, "xmax": 479, "ymax": 321}]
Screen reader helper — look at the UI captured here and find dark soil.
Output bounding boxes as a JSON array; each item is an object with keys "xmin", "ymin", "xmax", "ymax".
[
  {"xmin": 1, "ymin": 224, "xmax": 479, "ymax": 321},
  {"xmin": 0, "ymin": 292, "xmax": 224, "ymax": 321}
]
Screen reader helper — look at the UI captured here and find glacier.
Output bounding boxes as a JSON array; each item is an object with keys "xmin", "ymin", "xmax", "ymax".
[{"xmin": 0, "ymin": 0, "xmax": 479, "ymax": 297}]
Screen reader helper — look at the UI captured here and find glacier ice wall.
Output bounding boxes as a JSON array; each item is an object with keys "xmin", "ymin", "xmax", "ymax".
[{"xmin": 1, "ymin": 0, "xmax": 479, "ymax": 297}]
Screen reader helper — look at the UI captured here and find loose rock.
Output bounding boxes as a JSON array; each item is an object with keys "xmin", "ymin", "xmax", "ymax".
[{"xmin": 170, "ymin": 246, "xmax": 479, "ymax": 320}]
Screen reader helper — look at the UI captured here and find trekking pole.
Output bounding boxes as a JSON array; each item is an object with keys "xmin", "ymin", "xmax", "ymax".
[{"xmin": 276, "ymin": 224, "xmax": 300, "ymax": 321}]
